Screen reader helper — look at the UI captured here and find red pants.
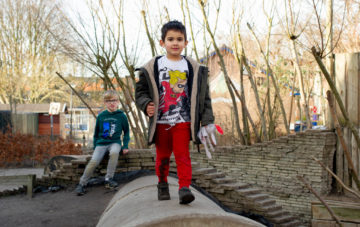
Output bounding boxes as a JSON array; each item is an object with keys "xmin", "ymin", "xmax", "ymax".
[{"xmin": 155, "ymin": 122, "xmax": 192, "ymax": 189}]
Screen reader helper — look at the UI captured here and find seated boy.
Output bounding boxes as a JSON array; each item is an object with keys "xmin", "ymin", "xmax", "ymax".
[{"xmin": 75, "ymin": 90, "xmax": 130, "ymax": 195}]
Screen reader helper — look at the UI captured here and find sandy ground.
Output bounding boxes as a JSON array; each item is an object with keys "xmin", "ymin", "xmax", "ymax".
[{"xmin": 0, "ymin": 184, "xmax": 120, "ymax": 227}]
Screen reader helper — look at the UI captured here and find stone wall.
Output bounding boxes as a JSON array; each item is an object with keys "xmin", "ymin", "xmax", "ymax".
[
  {"xmin": 191, "ymin": 129, "xmax": 337, "ymax": 223},
  {"xmin": 44, "ymin": 129, "xmax": 336, "ymax": 225}
]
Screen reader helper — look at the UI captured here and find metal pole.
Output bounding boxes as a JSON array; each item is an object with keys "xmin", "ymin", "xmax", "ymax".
[
  {"xmin": 50, "ymin": 114, "xmax": 53, "ymax": 140},
  {"xmin": 70, "ymin": 89, "xmax": 73, "ymax": 139}
]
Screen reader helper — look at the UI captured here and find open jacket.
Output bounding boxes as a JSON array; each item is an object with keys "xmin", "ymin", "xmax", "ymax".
[{"xmin": 135, "ymin": 56, "xmax": 214, "ymax": 145}]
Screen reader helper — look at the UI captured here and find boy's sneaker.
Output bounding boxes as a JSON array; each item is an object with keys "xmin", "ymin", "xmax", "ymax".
[
  {"xmin": 157, "ymin": 182, "xmax": 170, "ymax": 200},
  {"xmin": 178, "ymin": 187, "xmax": 195, "ymax": 204},
  {"xmin": 105, "ymin": 178, "xmax": 118, "ymax": 189},
  {"xmin": 75, "ymin": 184, "xmax": 86, "ymax": 196}
]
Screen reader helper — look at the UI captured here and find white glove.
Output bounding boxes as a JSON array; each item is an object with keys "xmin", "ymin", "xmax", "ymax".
[{"xmin": 197, "ymin": 124, "xmax": 222, "ymax": 159}]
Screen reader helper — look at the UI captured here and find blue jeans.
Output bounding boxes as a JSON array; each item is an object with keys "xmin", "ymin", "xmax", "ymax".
[{"xmin": 79, "ymin": 143, "xmax": 121, "ymax": 186}]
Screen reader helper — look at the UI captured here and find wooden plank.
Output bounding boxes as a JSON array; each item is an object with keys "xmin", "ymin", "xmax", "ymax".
[
  {"xmin": 335, "ymin": 53, "xmax": 347, "ymax": 122},
  {"xmin": 38, "ymin": 114, "xmax": 60, "ymax": 123},
  {"xmin": 311, "ymin": 220, "xmax": 337, "ymax": 227},
  {"xmin": 335, "ymin": 53, "xmax": 360, "ymax": 189},
  {"xmin": 27, "ymin": 174, "xmax": 35, "ymax": 198},
  {"xmin": 38, "ymin": 123, "xmax": 60, "ymax": 135},
  {"xmin": 337, "ymin": 132, "xmax": 345, "ymax": 192},
  {"xmin": 335, "ymin": 54, "xmax": 346, "ymax": 190},
  {"xmin": 342, "ymin": 222, "xmax": 358, "ymax": 227},
  {"xmin": 344, "ymin": 128, "xmax": 351, "ymax": 187},
  {"xmin": 0, "ymin": 174, "xmax": 35, "ymax": 198},
  {"xmin": 27, "ymin": 113, "xmax": 38, "ymax": 135},
  {"xmin": 346, "ymin": 53, "xmax": 359, "ymax": 125},
  {"xmin": 312, "ymin": 200, "xmax": 360, "ymax": 223},
  {"xmin": 353, "ymin": 133, "xmax": 359, "ymax": 190},
  {"xmin": 358, "ymin": 127, "xmax": 360, "ymax": 177},
  {"xmin": 358, "ymin": 54, "xmax": 360, "ymax": 126},
  {"xmin": 312, "ymin": 220, "xmax": 360, "ymax": 227},
  {"xmin": 358, "ymin": 53, "xmax": 360, "ymax": 183}
]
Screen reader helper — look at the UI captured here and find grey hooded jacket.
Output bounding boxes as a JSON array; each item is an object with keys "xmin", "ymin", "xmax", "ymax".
[{"xmin": 135, "ymin": 56, "xmax": 214, "ymax": 145}]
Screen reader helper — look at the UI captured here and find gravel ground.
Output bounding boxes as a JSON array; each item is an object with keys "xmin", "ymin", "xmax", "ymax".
[{"xmin": 0, "ymin": 183, "xmax": 120, "ymax": 227}]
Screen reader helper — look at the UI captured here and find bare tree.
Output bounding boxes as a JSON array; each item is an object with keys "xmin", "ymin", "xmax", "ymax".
[
  {"xmin": 247, "ymin": 17, "xmax": 290, "ymax": 135},
  {"xmin": 231, "ymin": 5, "xmax": 259, "ymax": 143},
  {"xmin": 198, "ymin": 0, "xmax": 245, "ymax": 144},
  {"xmin": 141, "ymin": 10, "xmax": 157, "ymax": 57},
  {"xmin": 236, "ymin": 31, "xmax": 269, "ymax": 141},
  {"xmin": 54, "ymin": 0, "xmax": 148, "ymax": 148},
  {"xmin": 182, "ymin": 0, "xmax": 200, "ymax": 62},
  {"xmin": 0, "ymin": 0, "xmax": 70, "ymax": 104}
]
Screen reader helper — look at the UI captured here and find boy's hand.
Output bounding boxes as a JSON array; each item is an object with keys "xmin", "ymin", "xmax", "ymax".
[
  {"xmin": 122, "ymin": 149, "xmax": 129, "ymax": 155},
  {"xmin": 146, "ymin": 102, "xmax": 155, "ymax": 117}
]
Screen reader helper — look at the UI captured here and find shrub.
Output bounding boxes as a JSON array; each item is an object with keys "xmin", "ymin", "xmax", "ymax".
[{"xmin": 0, "ymin": 130, "xmax": 82, "ymax": 167}]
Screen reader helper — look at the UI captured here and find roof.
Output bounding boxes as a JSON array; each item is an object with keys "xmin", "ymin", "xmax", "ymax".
[
  {"xmin": 200, "ymin": 45, "xmax": 234, "ymax": 63},
  {"xmin": 0, "ymin": 103, "xmax": 67, "ymax": 114},
  {"xmin": 200, "ymin": 44, "xmax": 268, "ymax": 76}
]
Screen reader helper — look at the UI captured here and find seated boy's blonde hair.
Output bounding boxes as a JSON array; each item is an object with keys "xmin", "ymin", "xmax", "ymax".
[{"xmin": 103, "ymin": 90, "xmax": 118, "ymax": 101}]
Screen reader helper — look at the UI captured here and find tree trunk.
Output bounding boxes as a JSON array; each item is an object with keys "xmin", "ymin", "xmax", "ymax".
[
  {"xmin": 237, "ymin": 33, "xmax": 268, "ymax": 141},
  {"xmin": 141, "ymin": 10, "xmax": 157, "ymax": 57},
  {"xmin": 265, "ymin": 16, "xmax": 274, "ymax": 139},
  {"xmin": 184, "ymin": 0, "xmax": 200, "ymax": 62},
  {"xmin": 290, "ymin": 40, "xmax": 312, "ymax": 129},
  {"xmin": 228, "ymin": 77, "xmax": 260, "ymax": 144},
  {"xmin": 198, "ymin": 0, "xmax": 245, "ymax": 144},
  {"xmin": 247, "ymin": 23, "xmax": 290, "ymax": 135},
  {"xmin": 325, "ymin": 0, "xmax": 334, "ymax": 129},
  {"xmin": 239, "ymin": 60, "xmax": 251, "ymax": 144},
  {"xmin": 288, "ymin": 70, "xmax": 296, "ymax": 126}
]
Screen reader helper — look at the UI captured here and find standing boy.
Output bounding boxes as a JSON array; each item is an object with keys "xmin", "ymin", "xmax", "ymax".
[
  {"xmin": 135, "ymin": 20, "xmax": 214, "ymax": 204},
  {"xmin": 75, "ymin": 90, "xmax": 130, "ymax": 196}
]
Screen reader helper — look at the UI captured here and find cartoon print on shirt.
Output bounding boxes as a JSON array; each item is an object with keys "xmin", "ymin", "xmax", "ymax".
[
  {"xmin": 102, "ymin": 122, "xmax": 110, "ymax": 138},
  {"xmin": 109, "ymin": 123, "xmax": 116, "ymax": 137},
  {"xmin": 158, "ymin": 70, "xmax": 190, "ymax": 123},
  {"xmin": 102, "ymin": 122, "xmax": 116, "ymax": 138}
]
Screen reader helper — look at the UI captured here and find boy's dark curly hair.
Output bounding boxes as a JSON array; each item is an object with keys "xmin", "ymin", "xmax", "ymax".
[{"xmin": 161, "ymin": 20, "xmax": 187, "ymax": 41}]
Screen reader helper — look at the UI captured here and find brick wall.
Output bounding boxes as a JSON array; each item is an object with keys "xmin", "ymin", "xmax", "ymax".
[{"xmin": 191, "ymin": 130, "xmax": 336, "ymax": 223}]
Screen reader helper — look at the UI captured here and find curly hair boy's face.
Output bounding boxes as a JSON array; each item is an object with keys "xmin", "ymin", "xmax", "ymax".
[{"xmin": 160, "ymin": 29, "xmax": 188, "ymax": 61}]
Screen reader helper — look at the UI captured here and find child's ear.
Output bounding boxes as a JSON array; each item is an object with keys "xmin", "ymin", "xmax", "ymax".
[
  {"xmin": 185, "ymin": 40, "xmax": 188, "ymax": 47},
  {"xmin": 160, "ymin": 39, "xmax": 165, "ymax": 47}
]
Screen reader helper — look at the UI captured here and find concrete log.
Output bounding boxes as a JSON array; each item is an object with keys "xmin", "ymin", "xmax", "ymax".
[{"xmin": 97, "ymin": 176, "xmax": 264, "ymax": 227}]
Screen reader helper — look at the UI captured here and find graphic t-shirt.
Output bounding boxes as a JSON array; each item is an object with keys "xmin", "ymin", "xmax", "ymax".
[
  {"xmin": 157, "ymin": 56, "xmax": 190, "ymax": 125},
  {"xmin": 93, "ymin": 110, "xmax": 130, "ymax": 149}
]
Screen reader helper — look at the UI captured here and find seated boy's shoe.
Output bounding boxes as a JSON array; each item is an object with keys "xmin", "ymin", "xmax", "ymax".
[
  {"xmin": 75, "ymin": 184, "xmax": 86, "ymax": 196},
  {"xmin": 157, "ymin": 182, "xmax": 170, "ymax": 200},
  {"xmin": 178, "ymin": 187, "xmax": 195, "ymax": 204},
  {"xmin": 105, "ymin": 179, "xmax": 118, "ymax": 189}
]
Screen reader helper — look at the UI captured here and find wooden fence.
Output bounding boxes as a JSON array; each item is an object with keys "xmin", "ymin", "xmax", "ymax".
[
  {"xmin": 335, "ymin": 52, "xmax": 360, "ymax": 190},
  {"xmin": 11, "ymin": 113, "xmax": 38, "ymax": 135}
]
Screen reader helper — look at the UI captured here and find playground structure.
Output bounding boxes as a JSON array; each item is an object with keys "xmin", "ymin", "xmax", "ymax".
[
  {"xmin": 40, "ymin": 129, "xmax": 339, "ymax": 226},
  {"xmin": 97, "ymin": 175, "xmax": 263, "ymax": 227}
]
